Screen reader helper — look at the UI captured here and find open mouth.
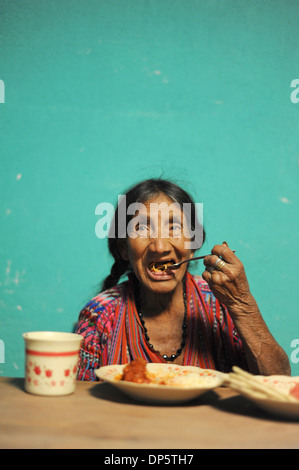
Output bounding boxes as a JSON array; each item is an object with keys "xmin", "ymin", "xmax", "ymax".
[{"xmin": 148, "ymin": 260, "xmax": 175, "ymax": 273}]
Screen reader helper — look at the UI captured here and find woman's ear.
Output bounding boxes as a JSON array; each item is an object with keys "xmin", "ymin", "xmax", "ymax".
[{"xmin": 117, "ymin": 239, "xmax": 129, "ymax": 261}]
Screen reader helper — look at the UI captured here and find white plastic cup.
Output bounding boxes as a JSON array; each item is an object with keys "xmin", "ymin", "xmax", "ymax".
[{"xmin": 23, "ymin": 331, "xmax": 83, "ymax": 396}]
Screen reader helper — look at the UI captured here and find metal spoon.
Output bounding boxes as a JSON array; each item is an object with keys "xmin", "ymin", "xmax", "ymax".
[{"xmin": 168, "ymin": 250, "xmax": 236, "ymax": 270}]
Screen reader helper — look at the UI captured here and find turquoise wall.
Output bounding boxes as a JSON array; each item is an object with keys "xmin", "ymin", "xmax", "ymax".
[{"xmin": 1, "ymin": 0, "xmax": 298, "ymax": 377}]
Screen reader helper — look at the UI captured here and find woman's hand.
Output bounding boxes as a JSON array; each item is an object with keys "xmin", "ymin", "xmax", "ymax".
[
  {"xmin": 202, "ymin": 242, "xmax": 291, "ymax": 375},
  {"xmin": 202, "ymin": 242, "xmax": 253, "ymax": 314}
]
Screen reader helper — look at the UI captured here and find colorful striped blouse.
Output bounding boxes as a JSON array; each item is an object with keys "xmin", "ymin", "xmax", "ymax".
[{"xmin": 75, "ymin": 272, "xmax": 248, "ymax": 381}]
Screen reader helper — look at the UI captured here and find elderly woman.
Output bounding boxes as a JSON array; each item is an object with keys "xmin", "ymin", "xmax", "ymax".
[{"xmin": 75, "ymin": 179, "xmax": 290, "ymax": 380}]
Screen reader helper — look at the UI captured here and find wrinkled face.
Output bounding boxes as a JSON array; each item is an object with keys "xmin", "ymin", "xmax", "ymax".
[{"xmin": 118, "ymin": 194, "xmax": 194, "ymax": 294}]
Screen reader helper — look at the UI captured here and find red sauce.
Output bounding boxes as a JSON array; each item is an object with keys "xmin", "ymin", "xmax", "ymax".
[
  {"xmin": 289, "ymin": 383, "xmax": 299, "ymax": 400},
  {"xmin": 121, "ymin": 358, "xmax": 151, "ymax": 384}
]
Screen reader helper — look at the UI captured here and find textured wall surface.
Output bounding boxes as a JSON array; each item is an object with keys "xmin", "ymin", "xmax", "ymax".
[{"xmin": 0, "ymin": 0, "xmax": 298, "ymax": 377}]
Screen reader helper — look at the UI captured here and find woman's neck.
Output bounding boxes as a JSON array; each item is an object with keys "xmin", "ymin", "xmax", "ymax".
[{"xmin": 136, "ymin": 279, "xmax": 185, "ymax": 318}]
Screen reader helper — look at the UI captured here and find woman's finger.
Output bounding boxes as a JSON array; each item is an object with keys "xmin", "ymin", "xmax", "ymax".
[
  {"xmin": 202, "ymin": 269, "xmax": 212, "ymax": 284},
  {"xmin": 203, "ymin": 254, "xmax": 230, "ymax": 273},
  {"xmin": 211, "ymin": 243, "xmax": 237, "ymax": 264}
]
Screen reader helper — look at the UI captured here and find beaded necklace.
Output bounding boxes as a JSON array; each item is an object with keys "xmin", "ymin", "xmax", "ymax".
[{"xmin": 135, "ymin": 277, "xmax": 188, "ymax": 362}]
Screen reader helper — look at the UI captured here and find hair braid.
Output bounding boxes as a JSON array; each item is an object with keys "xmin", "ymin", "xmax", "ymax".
[{"xmin": 101, "ymin": 257, "xmax": 128, "ymax": 291}]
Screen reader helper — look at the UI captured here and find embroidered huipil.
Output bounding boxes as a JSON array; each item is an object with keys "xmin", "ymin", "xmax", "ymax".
[{"xmin": 75, "ymin": 273, "xmax": 248, "ymax": 380}]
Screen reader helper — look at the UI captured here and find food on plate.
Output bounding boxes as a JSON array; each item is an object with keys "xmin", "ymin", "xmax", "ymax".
[
  {"xmin": 228, "ymin": 366, "xmax": 299, "ymax": 403},
  {"xmin": 149, "ymin": 260, "xmax": 174, "ymax": 273},
  {"xmin": 121, "ymin": 358, "xmax": 151, "ymax": 384},
  {"xmin": 120, "ymin": 358, "xmax": 217, "ymax": 387},
  {"xmin": 289, "ymin": 383, "xmax": 299, "ymax": 400}
]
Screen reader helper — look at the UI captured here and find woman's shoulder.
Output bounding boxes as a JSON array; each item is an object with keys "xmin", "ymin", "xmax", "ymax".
[
  {"xmin": 90, "ymin": 281, "xmax": 127, "ymax": 309},
  {"xmin": 77, "ymin": 281, "xmax": 128, "ymax": 325}
]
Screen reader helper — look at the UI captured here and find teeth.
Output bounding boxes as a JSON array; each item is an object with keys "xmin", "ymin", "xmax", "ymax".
[{"xmin": 149, "ymin": 260, "xmax": 174, "ymax": 273}]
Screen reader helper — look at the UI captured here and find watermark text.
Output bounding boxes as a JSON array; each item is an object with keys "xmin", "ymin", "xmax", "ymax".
[
  {"xmin": 0, "ymin": 339, "xmax": 5, "ymax": 364},
  {"xmin": 0, "ymin": 79, "xmax": 5, "ymax": 103},
  {"xmin": 95, "ymin": 196, "xmax": 203, "ymax": 249},
  {"xmin": 290, "ymin": 339, "xmax": 299, "ymax": 364},
  {"xmin": 290, "ymin": 79, "xmax": 299, "ymax": 103}
]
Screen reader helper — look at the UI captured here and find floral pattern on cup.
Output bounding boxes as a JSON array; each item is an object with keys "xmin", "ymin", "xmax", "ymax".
[
  {"xmin": 25, "ymin": 359, "xmax": 79, "ymax": 389},
  {"xmin": 23, "ymin": 331, "xmax": 83, "ymax": 396}
]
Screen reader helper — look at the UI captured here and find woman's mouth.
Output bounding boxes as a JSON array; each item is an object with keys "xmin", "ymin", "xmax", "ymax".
[{"xmin": 147, "ymin": 260, "xmax": 175, "ymax": 278}]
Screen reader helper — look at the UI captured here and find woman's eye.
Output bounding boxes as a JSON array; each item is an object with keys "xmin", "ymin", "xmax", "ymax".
[
  {"xmin": 136, "ymin": 223, "xmax": 149, "ymax": 233},
  {"xmin": 170, "ymin": 223, "xmax": 182, "ymax": 232},
  {"xmin": 168, "ymin": 223, "xmax": 183, "ymax": 237}
]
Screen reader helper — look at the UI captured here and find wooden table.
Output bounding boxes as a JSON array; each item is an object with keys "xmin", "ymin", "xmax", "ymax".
[{"xmin": 0, "ymin": 376, "xmax": 298, "ymax": 450}]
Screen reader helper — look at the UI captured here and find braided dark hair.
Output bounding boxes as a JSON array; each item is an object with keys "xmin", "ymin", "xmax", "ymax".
[{"xmin": 101, "ymin": 178, "xmax": 205, "ymax": 291}]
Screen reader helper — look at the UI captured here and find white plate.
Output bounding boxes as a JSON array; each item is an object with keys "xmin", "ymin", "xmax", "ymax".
[
  {"xmin": 233, "ymin": 375, "xmax": 299, "ymax": 420},
  {"xmin": 95, "ymin": 363, "xmax": 226, "ymax": 404}
]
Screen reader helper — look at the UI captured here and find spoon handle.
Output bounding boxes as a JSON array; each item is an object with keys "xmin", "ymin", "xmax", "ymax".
[{"xmin": 169, "ymin": 251, "xmax": 236, "ymax": 269}]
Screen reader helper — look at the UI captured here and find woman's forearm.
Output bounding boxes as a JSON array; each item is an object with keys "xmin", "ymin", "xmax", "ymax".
[
  {"xmin": 228, "ymin": 295, "xmax": 291, "ymax": 376},
  {"xmin": 202, "ymin": 243, "xmax": 291, "ymax": 376}
]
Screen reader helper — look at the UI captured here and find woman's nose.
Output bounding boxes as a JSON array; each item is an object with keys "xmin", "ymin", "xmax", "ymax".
[{"xmin": 148, "ymin": 236, "xmax": 172, "ymax": 253}]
